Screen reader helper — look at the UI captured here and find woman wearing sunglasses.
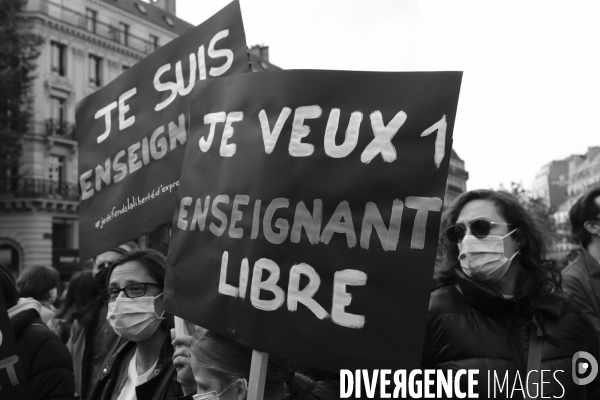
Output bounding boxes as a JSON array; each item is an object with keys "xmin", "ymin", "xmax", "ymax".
[
  {"xmin": 88, "ymin": 249, "xmax": 185, "ymax": 400},
  {"xmin": 422, "ymin": 189, "xmax": 600, "ymax": 398}
]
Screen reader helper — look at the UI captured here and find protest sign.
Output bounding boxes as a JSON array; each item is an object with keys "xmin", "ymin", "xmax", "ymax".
[
  {"xmin": 76, "ymin": 0, "xmax": 249, "ymax": 261},
  {"xmin": 0, "ymin": 299, "xmax": 32, "ymax": 400},
  {"xmin": 166, "ymin": 70, "xmax": 462, "ymax": 370}
]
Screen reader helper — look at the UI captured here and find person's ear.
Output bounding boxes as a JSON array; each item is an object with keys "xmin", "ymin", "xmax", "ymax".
[
  {"xmin": 584, "ymin": 221, "xmax": 600, "ymax": 236},
  {"xmin": 233, "ymin": 378, "xmax": 248, "ymax": 400},
  {"xmin": 513, "ymin": 230, "xmax": 525, "ymax": 250}
]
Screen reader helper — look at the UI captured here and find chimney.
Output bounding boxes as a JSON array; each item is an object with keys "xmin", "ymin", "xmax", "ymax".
[
  {"xmin": 149, "ymin": 0, "xmax": 176, "ymax": 15},
  {"xmin": 249, "ymin": 45, "xmax": 269, "ymax": 62}
]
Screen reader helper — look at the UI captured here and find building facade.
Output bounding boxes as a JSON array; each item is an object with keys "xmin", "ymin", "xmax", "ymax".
[
  {"xmin": 531, "ymin": 159, "xmax": 570, "ymax": 210},
  {"xmin": 534, "ymin": 147, "xmax": 600, "ymax": 251},
  {"xmin": 567, "ymin": 147, "xmax": 600, "ymax": 200},
  {"xmin": 0, "ymin": 0, "xmax": 191, "ymax": 276},
  {"xmin": 444, "ymin": 149, "xmax": 469, "ymax": 207}
]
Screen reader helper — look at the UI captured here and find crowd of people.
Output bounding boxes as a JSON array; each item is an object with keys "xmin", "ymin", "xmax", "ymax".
[{"xmin": 3, "ymin": 187, "xmax": 600, "ymax": 399}]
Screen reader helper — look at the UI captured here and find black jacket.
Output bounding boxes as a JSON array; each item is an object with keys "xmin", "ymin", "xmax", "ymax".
[
  {"xmin": 67, "ymin": 298, "xmax": 127, "ymax": 399},
  {"xmin": 562, "ymin": 248, "xmax": 600, "ymax": 338},
  {"xmin": 88, "ymin": 335, "xmax": 182, "ymax": 400},
  {"xmin": 423, "ymin": 268, "xmax": 600, "ymax": 399},
  {"xmin": 13, "ymin": 308, "xmax": 76, "ymax": 400}
]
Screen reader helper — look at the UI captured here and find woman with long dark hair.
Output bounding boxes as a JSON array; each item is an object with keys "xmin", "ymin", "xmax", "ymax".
[
  {"xmin": 49, "ymin": 270, "xmax": 99, "ymax": 343},
  {"xmin": 423, "ymin": 189, "xmax": 600, "ymax": 398}
]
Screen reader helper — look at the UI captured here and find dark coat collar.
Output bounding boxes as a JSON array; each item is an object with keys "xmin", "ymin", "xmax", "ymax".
[
  {"xmin": 97, "ymin": 333, "xmax": 174, "ymax": 382},
  {"xmin": 11, "ymin": 309, "xmax": 42, "ymax": 335},
  {"xmin": 455, "ymin": 267, "xmax": 568, "ymax": 318}
]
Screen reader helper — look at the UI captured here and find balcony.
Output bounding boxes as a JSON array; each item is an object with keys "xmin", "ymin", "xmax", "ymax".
[
  {"xmin": 0, "ymin": 178, "xmax": 79, "ymax": 201},
  {"xmin": 24, "ymin": 0, "xmax": 157, "ymax": 55},
  {"xmin": 46, "ymin": 119, "xmax": 76, "ymax": 140}
]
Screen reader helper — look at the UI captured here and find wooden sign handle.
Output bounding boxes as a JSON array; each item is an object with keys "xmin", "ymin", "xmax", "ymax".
[
  {"xmin": 174, "ymin": 316, "xmax": 190, "ymax": 337},
  {"xmin": 247, "ymin": 350, "xmax": 269, "ymax": 400}
]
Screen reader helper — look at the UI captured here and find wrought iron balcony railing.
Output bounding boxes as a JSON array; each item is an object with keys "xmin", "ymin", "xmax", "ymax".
[
  {"xmin": 0, "ymin": 178, "xmax": 79, "ymax": 201},
  {"xmin": 25, "ymin": 0, "xmax": 158, "ymax": 55},
  {"xmin": 46, "ymin": 119, "xmax": 76, "ymax": 140}
]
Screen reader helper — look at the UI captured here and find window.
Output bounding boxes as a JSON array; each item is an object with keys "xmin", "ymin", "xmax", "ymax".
[
  {"xmin": 48, "ymin": 155, "xmax": 65, "ymax": 185},
  {"xmin": 51, "ymin": 41, "xmax": 66, "ymax": 76},
  {"xmin": 0, "ymin": 244, "xmax": 20, "ymax": 277},
  {"xmin": 88, "ymin": 54, "xmax": 103, "ymax": 87},
  {"xmin": 119, "ymin": 22, "xmax": 129, "ymax": 46},
  {"xmin": 86, "ymin": 9, "xmax": 97, "ymax": 33},
  {"xmin": 109, "ymin": 25, "xmax": 120, "ymax": 43},
  {"xmin": 50, "ymin": 96, "xmax": 66, "ymax": 125},
  {"xmin": 122, "ymin": 64, "xmax": 129, "ymax": 72},
  {"xmin": 150, "ymin": 34, "xmax": 159, "ymax": 52},
  {"xmin": 163, "ymin": 15, "xmax": 175, "ymax": 27},
  {"xmin": 52, "ymin": 219, "xmax": 71, "ymax": 249},
  {"xmin": 135, "ymin": 2, "xmax": 147, "ymax": 14}
]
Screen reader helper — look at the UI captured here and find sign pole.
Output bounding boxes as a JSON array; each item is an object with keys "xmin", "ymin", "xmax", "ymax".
[
  {"xmin": 247, "ymin": 350, "xmax": 269, "ymax": 400},
  {"xmin": 174, "ymin": 316, "xmax": 190, "ymax": 337}
]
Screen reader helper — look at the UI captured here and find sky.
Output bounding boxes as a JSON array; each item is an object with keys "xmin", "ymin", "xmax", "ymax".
[{"xmin": 175, "ymin": 0, "xmax": 600, "ymax": 191}]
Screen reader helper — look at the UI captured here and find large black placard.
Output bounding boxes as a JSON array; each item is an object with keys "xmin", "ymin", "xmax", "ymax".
[
  {"xmin": 77, "ymin": 1, "xmax": 249, "ymax": 260},
  {"xmin": 166, "ymin": 70, "xmax": 462, "ymax": 370}
]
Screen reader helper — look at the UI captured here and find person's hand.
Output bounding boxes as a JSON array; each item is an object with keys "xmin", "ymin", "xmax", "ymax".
[{"xmin": 171, "ymin": 329, "xmax": 196, "ymax": 396}]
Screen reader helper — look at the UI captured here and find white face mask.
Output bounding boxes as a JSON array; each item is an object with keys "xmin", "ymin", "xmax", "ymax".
[
  {"xmin": 459, "ymin": 229, "xmax": 519, "ymax": 283},
  {"xmin": 192, "ymin": 379, "xmax": 246, "ymax": 400},
  {"xmin": 106, "ymin": 293, "xmax": 165, "ymax": 341}
]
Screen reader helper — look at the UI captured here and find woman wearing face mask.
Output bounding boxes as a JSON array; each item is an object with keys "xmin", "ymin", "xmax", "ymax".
[
  {"xmin": 423, "ymin": 189, "xmax": 600, "ymax": 399},
  {"xmin": 175, "ymin": 330, "xmax": 338, "ymax": 400},
  {"xmin": 88, "ymin": 249, "xmax": 184, "ymax": 400}
]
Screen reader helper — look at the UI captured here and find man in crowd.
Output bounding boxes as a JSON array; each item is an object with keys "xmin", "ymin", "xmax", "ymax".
[
  {"xmin": 67, "ymin": 242, "xmax": 137, "ymax": 399},
  {"xmin": 562, "ymin": 186, "xmax": 600, "ymax": 337}
]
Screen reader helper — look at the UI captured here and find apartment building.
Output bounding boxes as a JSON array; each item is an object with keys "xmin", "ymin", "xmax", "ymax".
[
  {"xmin": 531, "ymin": 159, "xmax": 570, "ymax": 210},
  {"xmin": 0, "ymin": 0, "xmax": 192, "ymax": 275},
  {"xmin": 444, "ymin": 149, "xmax": 469, "ymax": 207}
]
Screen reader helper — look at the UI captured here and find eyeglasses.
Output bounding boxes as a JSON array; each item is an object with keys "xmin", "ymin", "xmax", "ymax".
[
  {"xmin": 445, "ymin": 219, "xmax": 512, "ymax": 244},
  {"xmin": 100, "ymin": 283, "xmax": 162, "ymax": 302}
]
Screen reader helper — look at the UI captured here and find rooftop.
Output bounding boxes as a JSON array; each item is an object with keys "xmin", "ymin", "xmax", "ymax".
[{"xmin": 101, "ymin": 0, "xmax": 193, "ymax": 35}]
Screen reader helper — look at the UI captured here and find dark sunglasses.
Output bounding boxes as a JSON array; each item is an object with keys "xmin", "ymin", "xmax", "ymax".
[{"xmin": 445, "ymin": 219, "xmax": 512, "ymax": 244}]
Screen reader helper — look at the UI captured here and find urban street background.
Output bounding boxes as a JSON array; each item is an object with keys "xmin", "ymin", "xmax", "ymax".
[
  {"xmin": 177, "ymin": 0, "xmax": 600, "ymax": 191},
  {"xmin": 1, "ymin": 0, "xmax": 598, "ymax": 274}
]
